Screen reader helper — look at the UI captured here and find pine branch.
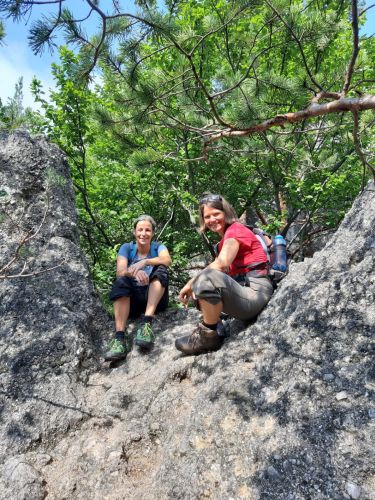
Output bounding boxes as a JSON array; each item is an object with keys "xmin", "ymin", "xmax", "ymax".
[
  {"xmin": 203, "ymin": 95, "xmax": 375, "ymax": 152},
  {"xmin": 0, "ymin": 0, "xmax": 63, "ymax": 22},
  {"xmin": 128, "ymin": 43, "xmax": 174, "ymax": 82},
  {"xmin": 264, "ymin": 0, "xmax": 323, "ymax": 91},
  {"xmin": 342, "ymin": 0, "xmax": 360, "ymax": 95},
  {"xmin": 359, "ymin": 3, "xmax": 375, "ymax": 16},
  {"xmin": 188, "ymin": 1, "xmax": 252, "ymax": 56},
  {"xmin": 211, "ymin": 45, "xmax": 278, "ymax": 100},
  {"xmin": 28, "ymin": 15, "xmax": 58, "ymax": 54}
]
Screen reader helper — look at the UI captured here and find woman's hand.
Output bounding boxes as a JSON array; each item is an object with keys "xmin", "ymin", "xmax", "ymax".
[
  {"xmin": 178, "ymin": 282, "xmax": 193, "ymax": 308},
  {"xmin": 134, "ymin": 269, "xmax": 149, "ymax": 285},
  {"xmin": 128, "ymin": 259, "xmax": 147, "ymax": 275}
]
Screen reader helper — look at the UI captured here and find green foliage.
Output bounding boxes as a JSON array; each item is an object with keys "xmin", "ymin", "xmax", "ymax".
[
  {"xmin": 0, "ymin": 77, "xmax": 34, "ymax": 130},
  {"xmin": 7, "ymin": 0, "xmax": 373, "ymax": 301}
]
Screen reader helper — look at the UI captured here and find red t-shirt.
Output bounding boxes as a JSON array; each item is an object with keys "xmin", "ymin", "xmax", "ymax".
[{"xmin": 217, "ymin": 222, "xmax": 267, "ymax": 276}]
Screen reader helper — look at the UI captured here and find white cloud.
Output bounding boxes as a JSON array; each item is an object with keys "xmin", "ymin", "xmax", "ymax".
[{"xmin": 0, "ymin": 40, "xmax": 55, "ymax": 110}]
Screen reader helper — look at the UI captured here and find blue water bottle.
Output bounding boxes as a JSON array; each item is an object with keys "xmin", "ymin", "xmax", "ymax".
[{"xmin": 271, "ymin": 235, "xmax": 287, "ymax": 272}]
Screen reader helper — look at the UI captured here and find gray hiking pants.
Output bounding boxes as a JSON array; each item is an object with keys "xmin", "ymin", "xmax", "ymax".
[{"xmin": 192, "ymin": 268, "xmax": 273, "ymax": 321}]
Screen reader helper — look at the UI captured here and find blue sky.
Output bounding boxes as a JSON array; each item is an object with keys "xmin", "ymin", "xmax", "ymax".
[
  {"xmin": 0, "ymin": 0, "xmax": 374, "ymax": 109},
  {"xmin": 0, "ymin": 0, "xmax": 137, "ymax": 108}
]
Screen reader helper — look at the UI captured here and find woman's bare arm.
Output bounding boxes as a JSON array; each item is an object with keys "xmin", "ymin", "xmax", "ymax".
[{"xmin": 209, "ymin": 238, "xmax": 239, "ymax": 272}]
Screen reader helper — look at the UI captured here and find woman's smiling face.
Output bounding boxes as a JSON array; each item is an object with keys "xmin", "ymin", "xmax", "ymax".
[
  {"xmin": 203, "ymin": 205, "xmax": 226, "ymax": 236},
  {"xmin": 134, "ymin": 220, "xmax": 154, "ymax": 246}
]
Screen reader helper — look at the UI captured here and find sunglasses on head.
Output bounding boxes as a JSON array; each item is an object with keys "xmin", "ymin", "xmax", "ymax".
[{"xmin": 199, "ymin": 194, "xmax": 222, "ymax": 205}]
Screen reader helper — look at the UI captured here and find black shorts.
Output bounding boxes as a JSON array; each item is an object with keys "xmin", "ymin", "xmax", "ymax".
[{"xmin": 109, "ymin": 265, "xmax": 169, "ymax": 318}]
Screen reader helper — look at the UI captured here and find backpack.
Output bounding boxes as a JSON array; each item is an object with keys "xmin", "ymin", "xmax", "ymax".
[
  {"xmin": 213, "ymin": 224, "xmax": 288, "ymax": 284},
  {"xmin": 248, "ymin": 226, "xmax": 288, "ymax": 284},
  {"xmin": 249, "ymin": 227, "xmax": 272, "ymax": 260},
  {"xmin": 128, "ymin": 241, "xmax": 160, "ymax": 265}
]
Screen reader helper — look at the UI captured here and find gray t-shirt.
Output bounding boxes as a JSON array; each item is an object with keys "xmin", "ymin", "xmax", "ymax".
[{"xmin": 118, "ymin": 242, "xmax": 167, "ymax": 284}]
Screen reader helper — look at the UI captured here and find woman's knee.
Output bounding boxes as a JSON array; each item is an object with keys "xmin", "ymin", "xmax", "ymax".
[
  {"xmin": 192, "ymin": 269, "xmax": 223, "ymax": 304},
  {"xmin": 109, "ymin": 276, "xmax": 134, "ymax": 301},
  {"xmin": 193, "ymin": 268, "xmax": 220, "ymax": 288},
  {"xmin": 150, "ymin": 265, "xmax": 169, "ymax": 288}
]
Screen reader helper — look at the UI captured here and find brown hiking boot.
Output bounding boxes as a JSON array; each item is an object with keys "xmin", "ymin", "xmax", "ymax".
[{"xmin": 175, "ymin": 323, "xmax": 223, "ymax": 355}]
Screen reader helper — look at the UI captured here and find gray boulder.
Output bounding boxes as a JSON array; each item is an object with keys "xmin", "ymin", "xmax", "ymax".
[
  {"xmin": 0, "ymin": 131, "xmax": 110, "ymax": 497},
  {"xmin": 0, "ymin": 131, "xmax": 374, "ymax": 499}
]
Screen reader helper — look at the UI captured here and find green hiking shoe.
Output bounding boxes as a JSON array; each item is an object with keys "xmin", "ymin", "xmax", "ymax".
[
  {"xmin": 103, "ymin": 337, "xmax": 130, "ymax": 362},
  {"xmin": 135, "ymin": 322, "xmax": 155, "ymax": 349}
]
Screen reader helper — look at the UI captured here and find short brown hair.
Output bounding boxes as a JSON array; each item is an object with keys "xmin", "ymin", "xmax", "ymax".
[
  {"xmin": 198, "ymin": 194, "xmax": 238, "ymax": 232},
  {"xmin": 133, "ymin": 214, "xmax": 156, "ymax": 231}
]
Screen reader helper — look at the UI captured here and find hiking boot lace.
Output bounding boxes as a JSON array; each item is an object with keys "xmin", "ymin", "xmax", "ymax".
[
  {"xmin": 108, "ymin": 338, "xmax": 125, "ymax": 352},
  {"xmin": 138, "ymin": 323, "xmax": 153, "ymax": 341},
  {"xmin": 189, "ymin": 325, "xmax": 202, "ymax": 347}
]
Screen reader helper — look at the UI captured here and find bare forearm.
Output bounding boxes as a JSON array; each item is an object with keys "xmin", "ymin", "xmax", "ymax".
[
  {"xmin": 116, "ymin": 269, "xmax": 131, "ymax": 277},
  {"xmin": 145, "ymin": 255, "xmax": 171, "ymax": 267},
  {"xmin": 208, "ymin": 257, "xmax": 229, "ymax": 273}
]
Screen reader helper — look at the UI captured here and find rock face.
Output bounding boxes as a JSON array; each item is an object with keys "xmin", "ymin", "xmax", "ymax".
[
  {"xmin": 1, "ymin": 131, "xmax": 374, "ymax": 499},
  {"xmin": 0, "ymin": 131, "xmax": 110, "ymax": 498}
]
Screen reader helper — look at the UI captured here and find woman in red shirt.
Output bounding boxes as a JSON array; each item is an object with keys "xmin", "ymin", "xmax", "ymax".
[{"xmin": 175, "ymin": 194, "xmax": 273, "ymax": 355}]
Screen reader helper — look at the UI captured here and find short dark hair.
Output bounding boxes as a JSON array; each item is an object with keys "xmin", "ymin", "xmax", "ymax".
[
  {"xmin": 198, "ymin": 193, "xmax": 238, "ymax": 232},
  {"xmin": 133, "ymin": 214, "xmax": 156, "ymax": 231}
]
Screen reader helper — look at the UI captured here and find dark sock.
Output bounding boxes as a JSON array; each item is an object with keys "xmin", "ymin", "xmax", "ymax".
[
  {"xmin": 115, "ymin": 331, "xmax": 125, "ymax": 341},
  {"xmin": 143, "ymin": 315, "xmax": 154, "ymax": 324},
  {"xmin": 202, "ymin": 321, "xmax": 218, "ymax": 331}
]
